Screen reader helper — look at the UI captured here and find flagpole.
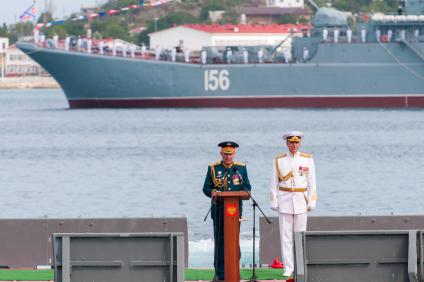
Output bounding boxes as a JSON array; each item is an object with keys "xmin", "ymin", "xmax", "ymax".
[{"xmin": 21, "ymin": 21, "xmax": 24, "ymax": 40}]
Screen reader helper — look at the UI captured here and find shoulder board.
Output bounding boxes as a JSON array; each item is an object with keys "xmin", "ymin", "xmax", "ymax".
[
  {"xmin": 300, "ymin": 152, "xmax": 313, "ymax": 158},
  {"xmin": 275, "ymin": 153, "xmax": 287, "ymax": 159},
  {"xmin": 210, "ymin": 161, "xmax": 221, "ymax": 167},
  {"xmin": 233, "ymin": 161, "xmax": 246, "ymax": 166}
]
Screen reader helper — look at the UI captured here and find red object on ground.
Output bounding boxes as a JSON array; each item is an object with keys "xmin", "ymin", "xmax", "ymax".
[
  {"xmin": 381, "ymin": 34, "xmax": 388, "ymax": 43},
  {"xmin": 271, "ymin": 257, "xmax": 284, "ymax": 268},
  {"xmin": 286, "ymin": 278, "xmax": 295, "ymax": 282}
]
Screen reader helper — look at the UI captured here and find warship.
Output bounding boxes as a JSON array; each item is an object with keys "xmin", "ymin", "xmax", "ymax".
[{"xmin": 17, "ymin": 0, "xmax": 424, "ymax": 108}]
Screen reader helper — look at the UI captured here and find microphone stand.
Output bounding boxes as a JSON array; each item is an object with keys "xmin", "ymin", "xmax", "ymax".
[{"xmin": 235, "ymin": 169, "xmax": 272, "ymax": 282}]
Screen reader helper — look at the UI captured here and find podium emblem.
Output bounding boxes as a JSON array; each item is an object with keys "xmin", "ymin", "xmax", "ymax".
[{"xmin": 226, "ymin": 204, "xmax": 238, "ymax": 216}]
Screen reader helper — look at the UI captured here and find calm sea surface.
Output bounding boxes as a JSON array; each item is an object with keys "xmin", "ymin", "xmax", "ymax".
[{"xmin": 1, "ymin": 88, "xmax": 424, "ymax": 266}]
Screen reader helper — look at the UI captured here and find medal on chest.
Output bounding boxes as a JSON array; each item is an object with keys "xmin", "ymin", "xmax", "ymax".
[
  {"xmin": 217, "ymin": 170, "xmax": 223, "ymax": 181},
  {"xmin": 298, "ymin": 166, "xmax": 309, "ymax": 176},
  {"xmin": 232, "ymin": 174, "xmax": 240, "ymax": 185}
]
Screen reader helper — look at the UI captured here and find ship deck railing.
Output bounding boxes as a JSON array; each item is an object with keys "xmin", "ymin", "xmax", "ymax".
[{"xmin": 31, "ymin": 37, "xmax": 424, "ymax": 65}]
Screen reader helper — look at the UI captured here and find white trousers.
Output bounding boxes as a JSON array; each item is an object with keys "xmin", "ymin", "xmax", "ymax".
[{"xmin": 278, "ymin": 213, "xmax": 307, "ymax": 273}]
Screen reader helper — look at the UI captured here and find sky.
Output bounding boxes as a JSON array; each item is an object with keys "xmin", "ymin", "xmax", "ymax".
[{"xmin": 0, "ymin": 0, "xmax": 104, "ymax": 25}]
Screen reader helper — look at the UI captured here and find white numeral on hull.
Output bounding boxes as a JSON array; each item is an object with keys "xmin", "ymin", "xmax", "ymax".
[{"xmin": 204, "ymin": 70, "xmax": 230, "ymax": 91}]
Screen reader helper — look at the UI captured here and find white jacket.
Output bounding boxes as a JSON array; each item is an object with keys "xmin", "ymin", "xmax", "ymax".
[{"xmin": 270, "ymin": 151, "xmax": 317, "ymax": 214}]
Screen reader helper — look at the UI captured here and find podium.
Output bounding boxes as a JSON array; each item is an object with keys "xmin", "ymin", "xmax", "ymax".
[{"xmin": 212, "ymin": 191, "xmax": 250, "ymax": 282}]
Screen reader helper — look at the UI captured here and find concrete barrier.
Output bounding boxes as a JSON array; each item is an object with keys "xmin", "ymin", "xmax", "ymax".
[
  {"xmin": 260, "ymin": 215, "xmax": 424, "ymax": 265},
  {"xmin": 0, "ymin": 218, "xmax": 188, "ymax": 268}
]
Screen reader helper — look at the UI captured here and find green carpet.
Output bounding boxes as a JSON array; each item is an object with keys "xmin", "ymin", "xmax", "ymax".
[
  {"xmin": 0, "ymin": 268, "xmax": 283, "ymax": 281},
  {"xmin": 0, "ymin": 270, "xmax": 54, "ymax": 280},
  {"xmin": 185, "ymin": 268, "xmax": 283, "ymax": 280}
]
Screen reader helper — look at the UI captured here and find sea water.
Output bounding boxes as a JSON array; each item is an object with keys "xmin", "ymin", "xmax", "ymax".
[{"xmin": 0, "ymin": 89, "xmax": 423, "ymax": 267}]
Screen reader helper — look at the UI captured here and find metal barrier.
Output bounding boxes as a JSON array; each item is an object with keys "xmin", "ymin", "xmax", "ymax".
[
  {"xmin": 54, "ymin": 233, "xmax": 185, "ymax": 282},
  {"xmin": 260, "ymin": 215, "xmax": 424, "ymax": 265},
  {"xmin": 0, "ymin": 217, "xmax": 188, "ymax": 268},
  {"xmin": 294, "ymin": 230, "xmax": 424, "ymax": 282}
]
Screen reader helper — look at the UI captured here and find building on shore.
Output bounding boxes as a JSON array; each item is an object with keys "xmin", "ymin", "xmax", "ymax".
[
  {"xmin": 4, "ymin": 45, "xmax": 49, "ymax": 77},
  {"xmin": 148, "ymin": 23, "xmax": 311, "ymax": 51},
  {"xmin": 0, "ymin": 37, "xmax": 9, "ymax": 78}
]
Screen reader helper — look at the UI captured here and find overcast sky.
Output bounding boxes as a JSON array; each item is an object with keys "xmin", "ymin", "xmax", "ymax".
[{"xmin": 0, "ymin": 0, "xmax": 105, "ymax": 25}]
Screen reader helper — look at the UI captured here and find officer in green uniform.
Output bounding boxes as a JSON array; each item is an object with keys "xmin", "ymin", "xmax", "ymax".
[{"xmin": 203, "ymin": 141, "xmax": 251, "ymax": 281}]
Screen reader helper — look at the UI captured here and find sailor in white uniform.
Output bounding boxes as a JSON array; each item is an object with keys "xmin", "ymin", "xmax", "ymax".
[
  {"xmin": 346, "ymin": 26, "xmax": 352, "ymax": 43},
  {"xmin": 226, "ymin": 48, "xmax": 232, "ymax": 64},
  {"xmin": 414, "ymin": 29, "xmax": 420, "ymax": 41},
  {"xmin": 98, "ymin": 40, "xmax": 104, "ymax": 55},
  {"xmin": 52, "ymin": 33, "xmax": 58, "ymax": 48},
  {"xmin": 130, "ymin": 44, "xmax": 136, "ymax": 58},
  {"xmin": 64, "ymin": 35, "xmax": 70, "ymax": 51},
  {"xmin": 388, "ymin": 29, "xmax": 393, "ymax": 42},
  {"xmin": 33, "ymin": 29, "xmax": 40, "ymax": 44},
  {"xmin": 141, "ymin": 44, "xmax": 147, "ymax": 58},
  {"xmin": 112, "ymin": 41, "xmax": 117, "ymax": 56},
  {"xmin": 375, "ymin": 28, "xmax": 381, "ymax": 42},
  {"xmin": 400, "ymin": 29, "xmax": 406, "ymax": 41},
  {"xmin": 201, "ymin": 49, "xmax": 207, "ymax": 64},
  {"xmin": 171, "ymin": 47, "xmax": 177, "ymax": 62},
  {"xmin": 361, "ymin": 26, "xmax": 367, "ymax": 43},
  {"xmin": 302, "ymin": 47, "xmax": 309, "ymax": 62},
  {"xmin": 257, "ymin": 48, "xmax": 264, "ymax": 63},
  {"xmin": 243, "ymin": 48, "xmax": 248, "ymax": 64},
  {"xmin": 77, "ymin": 36, "xmax": 82, "ymax": 51},
  {"xmin": 122, "ymin": 44, "xmax": 127, "ymax": 57},
  {"xmin": 87, "ymin": 38, "xmax": 92, "ymax": 53},
  {"xmin": 270, "ymin": 131, "xmax": 317, "ymax": 279},
  {"xmin": 333, "ymin": 28, "xmax": 339, "ymax": 43},
  {"xmin": 322, "ymin": 27, "xmax": 328, "ymax": 41}
]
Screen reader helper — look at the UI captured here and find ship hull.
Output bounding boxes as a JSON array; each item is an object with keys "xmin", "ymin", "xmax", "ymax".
[
  {"xmin": 69, "ymin": 96, "xmax": 424, "ymax": 108},
  {"xmin": 17, "ymin": 42, "xmax": 424, "ymax": 108}
]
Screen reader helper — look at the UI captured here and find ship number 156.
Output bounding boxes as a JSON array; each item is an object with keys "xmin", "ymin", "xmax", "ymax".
[{"xmin": 204, "ymin": 70, "xmax": 230, "ymax": 91}]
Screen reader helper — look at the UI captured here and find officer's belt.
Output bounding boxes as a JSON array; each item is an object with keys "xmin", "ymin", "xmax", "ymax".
[{"xmin": 279, "ymin": 187, "xmax": 307, "ymax": 192}]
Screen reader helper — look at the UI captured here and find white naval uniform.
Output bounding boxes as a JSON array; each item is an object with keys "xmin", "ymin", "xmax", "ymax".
[
  {"xmin": 322, "ymin": 28, "xmax": 328, "ymax": 41},
  {"xmin": 333, "ymin": 29, "xmax": 339, "ymax": 43},
  {"xmin": 375, "ymin": 29, "xmax": 381, "ymax": 42},
  {"xmin": 361, "ymin": 27, "xmax": 367, "ymax": 43},
  {"xmin": 388, "ymin": 29, "xmax": 393, "ymax": 42},
  {"xmin": 346, "ymin": 28, "xmax": 352, "ymax": 43},
  {"xmin": 270, "ymin": 151, "xmax": 317, "ymax": 274}
]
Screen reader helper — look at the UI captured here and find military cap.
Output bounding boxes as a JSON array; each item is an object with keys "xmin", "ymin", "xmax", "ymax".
[
  {"xmin": 218, "ymin": 141, "xmax": 239, "ymax": 154},
  {"xmin": 283, "ymin": 131, "xmax": 304, "ymax": 143}
]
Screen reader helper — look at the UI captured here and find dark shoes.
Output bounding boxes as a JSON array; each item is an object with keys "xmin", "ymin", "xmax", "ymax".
[{"xmin": 211, "ymin": 275, "xmax": 224, "ymax": 282}]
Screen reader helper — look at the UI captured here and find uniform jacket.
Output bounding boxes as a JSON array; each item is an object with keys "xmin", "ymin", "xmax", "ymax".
[
  {"xmin": 203, "ymin": 161, "xmax": 251, "ymax": 219},
  {"xmin": 270, "ymin": 151, "xmax": 317, "ymax": 214}
]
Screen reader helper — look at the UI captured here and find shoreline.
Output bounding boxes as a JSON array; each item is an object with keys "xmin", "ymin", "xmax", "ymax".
[{"xmin": 0, "ymin": 76, "xmax": 59, "ymax": 89}]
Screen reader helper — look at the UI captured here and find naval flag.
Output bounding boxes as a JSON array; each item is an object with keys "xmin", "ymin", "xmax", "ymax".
[{"xmin": 20, "ymin": 1, "xmax": 37, "ymax": 22}]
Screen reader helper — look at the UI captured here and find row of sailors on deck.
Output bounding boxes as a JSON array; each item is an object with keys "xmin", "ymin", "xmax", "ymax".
[
  {"xmin": 199, "ymin": 47, "xmax": 292, "ymax": 64},
  {"xmin": 200, "ymin": 48, "xmax": 264, "ymax": 64},
  {"xmin": 35, "ymin": 32, "xmax": 150, "ymax": 58},
  {"xmin": 35, "ymin": 31, "xmax": 197, "ymax": 63},
  {"xmin": 35, "ymin": 32, "xmax": 302, "ymax": 64},
  {"xmin": 322, "ymin": 26, "xmax": 421, "ymax": 43},
  {"xmin": 35, "ymin": 33, "xmax": 280, "ymax": 64},
  {"xmin": 70, "ymin": 36, "xmax": 143, "ymax": 58}
]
